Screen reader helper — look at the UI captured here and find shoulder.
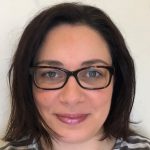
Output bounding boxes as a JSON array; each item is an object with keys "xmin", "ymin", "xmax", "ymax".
[
  {"xmin": 0, "ymin": 139, "xmax": 38, "ymax": 150},
  {"xmin": 114, "ymin": 135, "xmax": 150, "ymax": 150},
  {"xmin": 0, "ymin": 140, "xmax": 8, "ymax": 150},
  {"xmin": 0, "ymin": 140, "xmax": 10, "ymax": 150}
]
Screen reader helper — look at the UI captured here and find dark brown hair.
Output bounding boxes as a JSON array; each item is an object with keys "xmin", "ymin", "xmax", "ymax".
[{"xmin": 4, "ymin": 2, "xmax": 135, "ymax": 148}]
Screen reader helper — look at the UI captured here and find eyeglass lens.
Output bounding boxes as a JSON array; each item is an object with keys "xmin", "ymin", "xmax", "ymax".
[{"xmin": 33, "ymin": 66, "xmax": 112, "ymax": 90}]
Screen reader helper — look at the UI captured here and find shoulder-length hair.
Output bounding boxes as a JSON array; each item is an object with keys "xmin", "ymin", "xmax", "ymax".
[{"xmin": 4, "ymin": 2, "xmax": 135, "ymax": 148}]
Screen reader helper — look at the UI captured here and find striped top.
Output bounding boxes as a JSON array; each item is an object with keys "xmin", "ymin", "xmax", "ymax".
[
  {"xmin": 114, "ymin": 135, "xmax": 150, "ymax": 150},
  {"xmin": 0, "ymin": 135, "xmax": 150, "ymax": 150}
]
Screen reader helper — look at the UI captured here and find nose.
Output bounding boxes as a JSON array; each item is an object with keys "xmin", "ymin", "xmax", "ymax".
[{"xmin": 59, "ymin": 76, "xmax": 84, "ymax": 105}]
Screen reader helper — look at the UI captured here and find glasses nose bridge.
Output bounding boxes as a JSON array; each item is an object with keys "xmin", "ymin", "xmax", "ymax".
[
  {"xmin": 67, "ymin": 70, "xmax": 78, "ymax": 80},
  {"xmin": 65, "ymin": 70, "xmax": 79, "ymax": 85}
]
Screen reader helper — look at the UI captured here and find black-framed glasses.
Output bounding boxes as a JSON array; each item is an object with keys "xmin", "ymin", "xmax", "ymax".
[{"xmin": 30, "ymin": 66, "xmax": 114, "ymax": 90}]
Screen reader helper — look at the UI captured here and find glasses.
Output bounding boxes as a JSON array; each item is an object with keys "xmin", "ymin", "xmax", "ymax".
[{"xmin": 30, "ymin": 66, "xmax": 114, "ymax": 90}]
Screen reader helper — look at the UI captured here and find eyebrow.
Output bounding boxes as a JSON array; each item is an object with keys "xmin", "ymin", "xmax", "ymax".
[
  {"xmin": 35, "ymin": 59, "xmax": 110, "ymax": 67},
  {"xmin": 81, "ymin": 59, "xmax": 110, "ymax": 66},
  {"xmin": 35, "ymin": 60, "xmax": 64, "ymax": 67}
]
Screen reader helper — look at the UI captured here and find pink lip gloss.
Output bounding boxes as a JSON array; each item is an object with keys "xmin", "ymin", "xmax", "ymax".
[{"xmin": 56, "ymin": 114, "xmax": 89, "ymax": 125}]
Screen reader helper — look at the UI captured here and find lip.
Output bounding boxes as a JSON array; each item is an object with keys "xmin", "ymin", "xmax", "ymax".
[{"xmin": 55, "ymin": 114, "xmax": 89, "ymax": 125}]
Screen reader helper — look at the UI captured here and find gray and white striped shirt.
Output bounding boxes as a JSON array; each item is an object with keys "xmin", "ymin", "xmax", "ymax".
[
  {"xmin": 0, "ymin": 135, "xmax": 150, "ymax": 150},
  {"xmin": 114, "ymin": 135, "xmax": 150, "ymax": 150}
]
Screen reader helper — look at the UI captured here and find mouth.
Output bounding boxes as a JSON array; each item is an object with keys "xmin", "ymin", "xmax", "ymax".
[{"xmin": 55, "ymin": 113, "xmax": 89, "ymax": 125}]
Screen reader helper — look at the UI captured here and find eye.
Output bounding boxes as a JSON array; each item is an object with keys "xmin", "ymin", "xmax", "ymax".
[
  {"xmin": 38, "ymin": 69, "xmax": 61, "ymax": 80},
  {"xmin": 78, "ymin": 68, "xmax": 104, "ymax": 82},
  {"xmin": 86, "ymin": 69, "xmax": 102, "ymax": 78},
  {"xmin": 43, "ymin": 71, "xmax": 57, "ymax": 78}
]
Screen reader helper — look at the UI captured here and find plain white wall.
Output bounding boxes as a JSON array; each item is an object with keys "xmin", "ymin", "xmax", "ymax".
[{"xmin": 0, "ymin": 0, "xmax": 150, "ymax": 138}]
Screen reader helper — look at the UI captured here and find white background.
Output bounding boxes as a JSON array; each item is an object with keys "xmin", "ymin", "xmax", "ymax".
[{"xmin": 0, "ymin": 0, "xmax": 150, "ymax": 138}]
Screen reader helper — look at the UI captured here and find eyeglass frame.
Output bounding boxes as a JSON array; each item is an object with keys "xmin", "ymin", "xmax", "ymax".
[{"xmin": 30, "ymin": 65, "xmax": 115, "ymax": 90}]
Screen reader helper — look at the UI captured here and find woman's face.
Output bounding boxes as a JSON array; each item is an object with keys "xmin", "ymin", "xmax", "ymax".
[{"xmin": 33, "ymin": 24, "xmax": 113, "ymax": 143}]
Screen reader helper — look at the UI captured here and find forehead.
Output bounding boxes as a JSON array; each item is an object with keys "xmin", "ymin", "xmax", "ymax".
[{"xmin": 36, "ymin": 24, "xmax": 112, "ymax": 68}]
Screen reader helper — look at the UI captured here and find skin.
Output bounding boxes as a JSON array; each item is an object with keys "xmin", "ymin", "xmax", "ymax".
[{"xmin": 33, "ymin": 24, "xmax": 115, "ymax": 149}]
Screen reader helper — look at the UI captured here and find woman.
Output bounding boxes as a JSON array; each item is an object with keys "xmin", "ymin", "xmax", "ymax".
[{"xmin": 0, "ymin": 2, "xmax": 150, "ymax": 150}]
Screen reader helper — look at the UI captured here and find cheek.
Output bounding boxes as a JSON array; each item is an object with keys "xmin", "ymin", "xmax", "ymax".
[
  {"xmin": 91, "ymin": 86, "xmax": 113, "ymax": 108},
  {"xmin": 32, "ymin": 87, "xmax": 57, "ymax": 112},
  {"xmin": 89, "ymin": 85, "xmax": 113, "ymax": 122}
]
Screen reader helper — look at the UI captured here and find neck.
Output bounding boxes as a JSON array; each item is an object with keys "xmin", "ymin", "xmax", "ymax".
[{"xmin": 41, "ymin": 136, "xmax": 116, "ymax": 150}]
